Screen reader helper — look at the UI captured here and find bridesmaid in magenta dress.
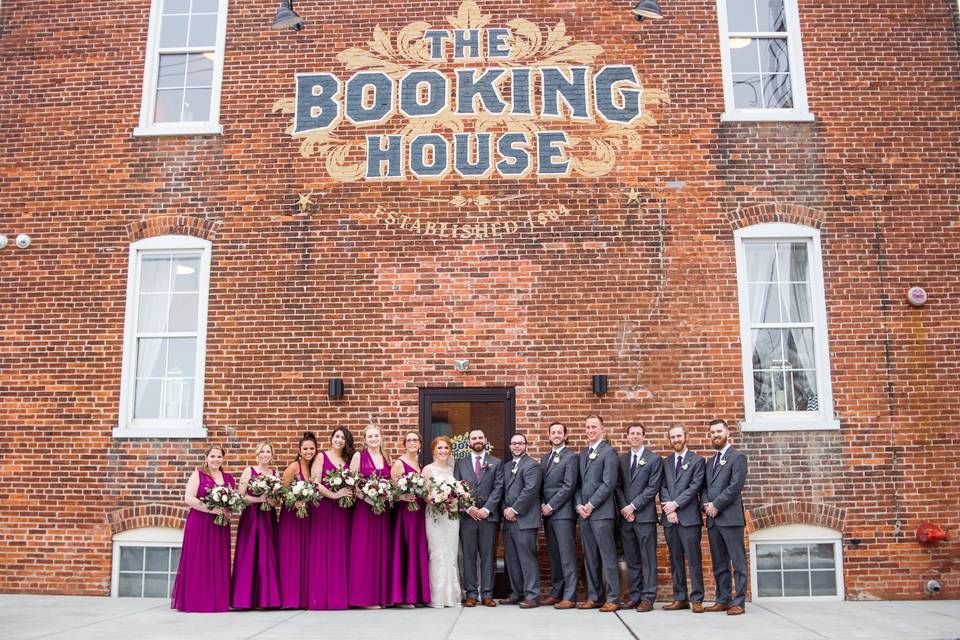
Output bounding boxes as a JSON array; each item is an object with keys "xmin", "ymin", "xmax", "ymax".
[
  {"xmin": 347, "ymin": 425, "xmax": 393, "ymax": 608},
  {"xmin": 389, "ymin": 431, "xmax": 431, "ymax": 607},
  {"xmin": 307, "ymin": 427, "xmax": 355, "ymax": 610},
  {"xmin": 171, "ymin": 444, "xmax": 236, "ymax": 612},
  {"xmin": 278, "ymin": 432, "xmax": 317, "ymax": 609},
  {"xmin": 230, "ymin": 442, "xmax": 282, "ymax": 609}
]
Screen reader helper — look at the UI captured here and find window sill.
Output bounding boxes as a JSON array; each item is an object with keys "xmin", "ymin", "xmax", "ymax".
[
  {"xmin": 113, "ymin": 425, "xmax": 208, "ymax": 439},
  {"xmin": 133, "ymin": 123, "xmax": 224, "ymax": 137},
  {"xmin": 740, "ymin": 417, "xmax": 840, "ymax": 432},
  {"xmin": 721, "ymin": 111, "xmax": 815, "ymax": 123}
]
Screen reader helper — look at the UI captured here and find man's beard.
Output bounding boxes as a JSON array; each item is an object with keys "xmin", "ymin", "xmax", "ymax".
[
  {"xmin": 672, "ymin": 441, "xmax": 685, "ymax": 452},
  {"xmin": 712, "ymin": 436, "xmax": 727, "ymax": 450},
  {"xmin": 471, "ymin": 442, "xmax": 486, "ymax": 452}
]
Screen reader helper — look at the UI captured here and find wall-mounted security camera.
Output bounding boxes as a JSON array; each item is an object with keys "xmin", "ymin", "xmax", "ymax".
[{"xmin": 15, "ymin": 234, "xmax": 31, "ymax": 249}]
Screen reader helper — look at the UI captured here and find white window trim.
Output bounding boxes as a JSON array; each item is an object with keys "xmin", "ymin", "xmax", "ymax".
[
  {"xmin": 111, "ymin": 526, "xmax": 184, "ymax": 598},
  {"xmin": 750, "ymin": 524, "xmax": 844, "ymax": 602},
  {"xmin": 734, "ymin": 223, "xmax": 839, "ymax": 431},
  {"xmin": 715, "ymin": 0, "xmax": 814, "ymax": 122},
  {"xmin": 133, "ymin": 0, "xmax": 229, "ymax": 137},
  {"xmin": 115, "ymin": 235, "xmax": 212, "ymax": 439}
]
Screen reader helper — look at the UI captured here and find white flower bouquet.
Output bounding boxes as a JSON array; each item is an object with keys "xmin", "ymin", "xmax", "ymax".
[
  {"xmin": 282, "ymin": 479, "xmax": 321, "ymax": 518},
  {"xmin": 323, "ymin": 467, "xmax": 358, "ymax": 508},
  {"xmin": 248, "ymin": 472, "xmax": 285, "ymax": 511},
  {"xmin": 359, "ymin": 473, "xmax": 393, "ymax": 515},
  {"xmin": 427, "ymin": 478, "xmax": 474, "ymax": 522},
  {"xmin": 202, "ymin": 485, "xmax": 245, "ymax": 526},
  {"xmin": 392, "ymin": 472, "xmax": 427, "ymax": 512}
]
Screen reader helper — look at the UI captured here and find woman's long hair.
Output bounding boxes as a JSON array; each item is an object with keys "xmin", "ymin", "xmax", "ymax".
[
  {"xmin": 200, "ymin": 443, "xmax": 226, "ymax": 475},
  {"xmin": 294, "ymin": 431, "xmax": 318, "ymax": 475},
  {"xmin": 332, "ymin": 427, "xmax": 356, "ymax": 464}
]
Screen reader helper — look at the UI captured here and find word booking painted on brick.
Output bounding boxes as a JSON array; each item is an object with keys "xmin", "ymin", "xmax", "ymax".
[{"xmin": 368, "ymin": 204, "xmax": 568, "ymax": 238}]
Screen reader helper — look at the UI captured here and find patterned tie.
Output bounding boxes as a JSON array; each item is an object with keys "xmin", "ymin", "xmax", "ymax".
[
  {"xmin": 474, "ymin": 455, "xmax": 482, "ymax": 481},
  {"xmin": 714, "ymin": 453, "xmax": 721, "ymax": 475},
  {"xmin": 629, "ymin": 453, "xmax": 638, "ymax": 479},
  {"xmin": 675, "ymin": 454, "xmax": 682, "ymax": 478}
]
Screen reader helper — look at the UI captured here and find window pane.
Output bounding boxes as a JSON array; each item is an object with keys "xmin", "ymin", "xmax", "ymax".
[
  {"xmin": 163, "ymin": 378, "xmax": 195, "ymax": 419},
  {"xmin": 782, "ymin": 544, "xmax": 809, "ymax": 570},
  {"xmin": 138, "ymin": 293, "xmax": 168, "ymax": 332},
  {"xmin": 119, "ymin": 547, "xmax": 144, "ymax": 572},
  {"xmin": 192, "ymin": 0, "xmax": 219, "ymax": 13},
  {"xmin": 136, "ymin": 338, "xmax": 167, "ymax": 378},
  {"xmin": 169, "ymin": 293, "xmax": 199, "ymax": 331},
  {"xmin": 143, "ymin": 573, "xmax": 169, "ymax": 598},
  {"xmin": 730, "ymin": 39, "xmax": 760, "ymax": 73},
  {"xmin": 782, "ymin": 242, "xmax": 809, "ymax": 282},
  {"xmin": 732, "ymin": 75, "xmax": 762, "ymax": 109},
  {"xmin": 171, "ymin": 547, "xmax": 182, "ymax": 568},
  {"xmin": 763, "ymin": 74, "xmax": 794, "ymax": 108},
  {"xmin": 159, "ymin": 14, "xmax": 189, "ymax": 48},
  {"xmin": 811, "ymin": 570, "xmax": 837, "ymax": 595},
  {"xmin": 118, "ymin": 573, "xmax": 143, "ymax": 597},
  {"xmin": 756, "ymin": 544, "xmax": 781, "ymax": 570},
  {"xmin": 751, "ymin": 329, "xmax": 781, "ymax": 371},
  {"xmin": 140, "ymin": 255, "xmax": 171, "ymax": 292},
  {"xmin": 754, "ymin": 370, "xmax": 775, "ymax": 412},
  {"xmin": 135, "ymin": 378, "xmax": 163, "ymax": 419},
  {"xmin": 810, "ymin": 543, "xmax": 835, "ymax": 569},
  {"xmin": 182, "ymin": 88, "xmax": 212, "ymax": 122},
  {"xmin": 749, "ymin": 282, "xmax": 782, "ymax": 323},
  {"xmin": 757, "ymin": 0, "xmax": 787, "ymax": 31},
  {"xmin": 167, "ymin": 338, "xmax": 197, "ymax": 377},
  {"xmin": 164, "ymin": 0, "xmax": 190, "ymax": 14},
  {"xmin": 173, "ymin": 256, "xmax": 201, "ymax": 291},
  {"xmin": 783, "ymin": 570, "xmax": 810, "ymax": 596},
  {"xmin": 185, "ymin": 54, "xmax": 214, "ymax": 88},
  {"xmin": 785, "ymin": 282, "xmax": 812, "ymax": 322},
  {"xmin": 760, "ymin": 38, "xmax": 790, "ymax": 73},
  {"xmin": 154, "ymin": 88, "xmax": 184, "ymax": 123},
  {"xmin": 188, "ymin": 13, "xmax": 218, "ymax": 48},
  {"xmin": 745, "ymin": 242, "xmax": 777, "ymax": 282},
  {"xmin": 145, "ymin": 547, "xmax": 169, "ymax": 572},
  {"xmin": 757, "ymin": 571, "xmax": 782, "ymax": 597},
  {"xmin": 726, "ymin": 0, "xmax": 757, "ymax": 31},
  {"xmin": 157, "ymin": 54, "xmax": 187, "ymax": 89},
  {"xmin": 787, "ymin": 369, "xmax": 818, "ymax": 412},
  {"xmin": 786, "ymin": 328, "xmax": 816, "ymax": 369}
]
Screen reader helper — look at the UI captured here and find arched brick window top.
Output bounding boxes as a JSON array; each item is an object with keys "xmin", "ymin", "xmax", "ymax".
[
  {"xmin": 726, "ymin": 204, "xmax": 825, "ymax": 231},
  {"xmin": 748, "ymin": 501, "xmax": 845, "ymax": 535},
  {"xmin": 107, "ymin": 504, "xmax": 187, "ymax": 535},
  {"xmin": 126, "ymin": 216, "xmax": 222, "ymax": 243}
]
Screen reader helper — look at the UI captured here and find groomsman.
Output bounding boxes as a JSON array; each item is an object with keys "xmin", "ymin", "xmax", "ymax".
[
  {"xmin": 500, "ymin": 433, "xmax": 543, "ymax": 608},
  {"xmin": 575, "ymin": 414, "xmax": 621, "ymax": 612},
  {"xmin": 660, "ymin": 423, "xmax": 706, "ymax": 612},
  {"xmin": 702, "ymin": 419, "xmax": 749, "ymax": 616},
  {"xmin": 616, "ymin": 423, "xmax": 663, "ymax": 613},
  {"xmin": 539, "ymin": 422, "xmax": 579, "ymax": 609},
  {"xmin": 455, "ymin": 429, "xmax": 504, "ymax": 607}
]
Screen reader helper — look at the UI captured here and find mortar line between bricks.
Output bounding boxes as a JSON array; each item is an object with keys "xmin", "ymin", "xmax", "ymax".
[
  {"xmin": 614, "ymin": 610, "xmax": 641, "ymax": 640},
  {"xmin": 244, "ymin": 609, "xmax": 307, "ymax": 639},
  {"xmin": 751, "ymin": 602, "xmax": 830, "ymax": 639},
  {"xmin": 442, "ymin": 606, "xmax": 465, "ymax": 640},
  {"xmin": 33, "ymin": 601, "xmax": 169, "ymax": 640}
]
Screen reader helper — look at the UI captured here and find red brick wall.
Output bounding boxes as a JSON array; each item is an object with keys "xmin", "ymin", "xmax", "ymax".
[{"xmin": 0, "ymin": 0, "xmax": 958, "ymax": 600}]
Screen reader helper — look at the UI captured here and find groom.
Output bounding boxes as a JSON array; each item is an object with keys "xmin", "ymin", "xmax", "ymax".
[{"xmin": 455, "ymin": 428, "xmax": 504, "ymax": 607}]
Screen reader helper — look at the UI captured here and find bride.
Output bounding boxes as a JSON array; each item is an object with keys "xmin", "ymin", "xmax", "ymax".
[{"xmin": 421, "ymin": 436, "xmax": 462, "ymax": 608}]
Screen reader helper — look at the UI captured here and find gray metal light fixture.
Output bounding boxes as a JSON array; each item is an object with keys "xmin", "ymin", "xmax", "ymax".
[
  {"xmin": 272, "ymin": 0, "xmax": 304, "ymax": 31},
  {"xmin": 633, "ymin": 0, "xmax": 664, "ymax": 20},
  {"xmin": 328, "ymin": 378, "xmax": 344, "ymax": 399}
]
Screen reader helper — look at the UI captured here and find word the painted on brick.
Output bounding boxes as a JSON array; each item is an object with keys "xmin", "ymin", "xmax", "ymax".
[{"xmin": 369, "ymin": 204, "xmax": 568, "ymax": 238}]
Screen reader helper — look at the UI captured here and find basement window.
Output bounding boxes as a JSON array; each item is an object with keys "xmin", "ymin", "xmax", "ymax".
[
  {"xmin": 750, "ymin": 524, "xmax": 843, "ymax": 601},
  {"xmin": 112, "ymin": 527, "xmax": 183, "ymax": 598}
]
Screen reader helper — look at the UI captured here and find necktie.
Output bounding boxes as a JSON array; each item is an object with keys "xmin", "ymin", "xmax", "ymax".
[
  {"xmin": 588, "ymin": 446, "xmax": 594, "ymax": 458},
  {"xmin": 629, "ymin": 453, "xmax": 638, "ymax": 478},
  {"xmin": 474, "ymin": 455, "xmax": 482, "ymax": 481},
  {"xmin": 675, "ymin": 454, "xmax": 682, "ymax": 478},
  {"xmin": 714, "ymin": 453, "xmax": 721, "ymax": 474},
  {"xmin": 544, "ymin": 451, "xmax": 554, "ymax": 473}
]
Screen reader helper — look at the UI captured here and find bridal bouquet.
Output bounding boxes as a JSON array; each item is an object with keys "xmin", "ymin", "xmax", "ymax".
[
  {"xmin": 248, "ymin": 472, "xmax": 285, "ymax": 511},
  {"xmin": 283, "ymin": 479, "xmax": 321, "ymax": 518},
  {"xmin": 392, "ymin": 472, "xmax": 427, "ymax": 512},
  {"xmin": 359, "ymin": 474, "xmax": 393, "ymax": 515},
  {"xmin": 202, "ymin": 485, "xmax": 246, "ymax": 526},
  {"xmin": 427, "ymin": 478, "xmax": 474, "ymax": 521},
  {"xmin": 323, "ymin": 467, "xmax": 358, "ymax": 508}
]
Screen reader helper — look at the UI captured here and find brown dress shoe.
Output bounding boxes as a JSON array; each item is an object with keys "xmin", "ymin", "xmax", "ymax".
[
  {"xmin": 576, "ymin": 600, "xmax": 599, "ymax": 609},
  {"xmin": 726, "ymin": 605, "xmax": 745, "ymax": 616},
  {"xmin": 636, "ymin": 600, "xmax": 654, "ymax": 612},
  {"xmin": 554, "ymin": 600, "xmax": 576, "ymax": 610},
  {"xmin": 663, "ymin": 600, "xmax": 691, "ymax": 610},
  {"xmin": 519, "ymin": 599, "xmax": 539, "ymax": 609},
  {"xmin": 704, "ymin": 603, "xmax": 729, "ymax": 612},
  {"xmin": 599, "ymin": 602, "xmax": 620, "ymax": 612},
  {"xmin": 481, "ymin": 598, "xmax": 497, "ymax": 607},
  {"xmin": 621, "ymin": 600, "xmax": 641, "ymax": 609},
  {"xmin": 691, "ymin": 602, "xmax": 704, "ymax": 613},
  {"xmin": 539, "ymin": 596, "xmax": 559, "ymax": 606},
  {"xmin": 498, "ymin": 597, "xmax": 519, "ymax": 605},
  {"xmin": 463, "ymin": 597, "xmax": 477, "ymax": 607}
]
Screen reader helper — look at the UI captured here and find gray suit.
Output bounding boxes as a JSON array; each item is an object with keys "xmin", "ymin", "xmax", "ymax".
[
  {"xmin": 702, "ymin": 446, "xmax": 748, "ymax": 607},
  {"xmin": 616, "ymin": 448, "xmax": 663, "ymax": 603},
  {"xmin": 455, "ymin": 453, "xmax": 504, "ymax": 600},
  {"xmin": 576, "ymin": 440, "xmax": 621, "ymax": 604},
  {"xmin": 541, "ymin": 446, "xmax": 579, "ymax": 601},
  {"xmin": 660, "ymin": 450, "xmax": 706, "ymax": 603},
  {"xmin": 502, "ymin": 455, "xmax": 543, "ymax": 601}
]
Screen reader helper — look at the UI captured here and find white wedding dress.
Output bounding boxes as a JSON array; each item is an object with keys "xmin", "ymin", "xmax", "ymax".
[{"xmin": 424, "ymin": 463, "xmax": 462, "ymax": 608}]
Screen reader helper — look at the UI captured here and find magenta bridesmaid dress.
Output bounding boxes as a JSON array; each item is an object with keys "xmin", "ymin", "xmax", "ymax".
[
  {"xmin": 347, "ymin": 450, "xmax": 393, "ymax": 607},
  {"xmin": 230, "ymin": 467, "xmax": 282, "ymax": 609},
  {"xmin": 171, "ymin": 470, "xmax": 236, "ymax": 612},
  {"xmin": 306, "ymin": 452, "xmax": 352, "ymax": 610},
  {"xmin": 389, "ymin": 459, "xmax": 431, "ymax": 605},
  {"xmin": 278, "ymin": 461, "xmax": 310, "ymax": 609}
]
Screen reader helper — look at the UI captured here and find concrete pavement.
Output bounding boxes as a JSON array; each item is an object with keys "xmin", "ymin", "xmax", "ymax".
[{"xmin": 0, "ymin": 595, "xmax": 957, "ymax": 640}]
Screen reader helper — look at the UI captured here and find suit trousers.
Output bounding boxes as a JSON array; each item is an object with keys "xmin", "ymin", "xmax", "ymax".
[
  {"xmin": 460, "ymin": 518, "xmax": 499, "ymax": 599},
  {"xmin": 707, "ymin": 524, "xmax": 747, "ymax": 607},
  {"xmin": 543, "ymin": 516, "xmax": 578, "ymax": 601},
  {"xmin": 621, "ymin": 520, "xmax": 657, "ymax": 603},
  {"xmin": 664, "ymin": 523, "xmax": 704, "ymax": 603},
  {"xmin": 579, "ymin": 516, "xmax": 620, "ymax": 604},
  {"xmin": 503, "ymin": 522, "xmax": 539, "ymax": 601}
]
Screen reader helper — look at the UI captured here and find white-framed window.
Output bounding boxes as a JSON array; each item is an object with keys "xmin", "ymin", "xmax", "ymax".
[
  {"xmin": 734, "ymin": 223, "xmax": 838, "ymax": 431},
  {"xmin": 134, "ymin": 0, "xmax": 229, "ymax": 136},
  {"xmin": 750, "ymin": 524, "xmax": 844, "ymax": 601},
  {"xmin": 112, "ymin": 527, "xmax": 184, "ymax": 598},
  {"xmin": 116, "ymin": 235, "xmax": 212, "ymax": 438},
  {"xmin": 715, "ymin": 0, "xmax": 813, "ymax": 122}
]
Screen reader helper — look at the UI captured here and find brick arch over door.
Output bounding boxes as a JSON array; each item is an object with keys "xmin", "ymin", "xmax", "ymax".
[
  {"xmin": 725, "ymin": 204, "xmax": 826, "ymax": 230},
  {"xmin": 126, "ymin": 215, "xmax": 222, "ymax": 243},
  {"xmin": 747, "ymin": 501, "xmax": 846, "ymax": 534},
  {"xmin": 106, "ymin": 503, "xmax": 187, "ymax": 535}
]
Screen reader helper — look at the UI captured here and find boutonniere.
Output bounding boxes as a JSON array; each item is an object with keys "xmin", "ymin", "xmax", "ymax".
[
  {"xmin": 719, "ymin": 458, "xmax": 727, "ymax": 466},
  {"xmin": 481, "ymin": 462, "xmax": 492, "ymax": 472},
  {"xmin": 589, "ymin": 451, "xmax": 598, "ymax": 460},
  {"xmin": 511, "ymin": 465, "xmax": 519, "ymax": 475},
  {"xmin": 553, "ymin": 455, "xmax": 561, "ymax": 464},
  {"xmin": 638, "ymin": 458, "xmax": 647, "ymax": 466},
  {"xmin": 682, "ymin": 463, "xmax": 689, "ymax": 471}
]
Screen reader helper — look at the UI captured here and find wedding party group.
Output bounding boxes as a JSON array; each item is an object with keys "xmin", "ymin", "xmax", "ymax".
[{"xmin": 170, "ymin": 415, "xmax": 749, "ymax": 617}]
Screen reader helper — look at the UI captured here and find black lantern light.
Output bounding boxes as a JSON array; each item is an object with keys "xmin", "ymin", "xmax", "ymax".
[
  {"xmin": 328, "ymin": 378, "xmax": 345, "ymax": 399},
  {"xmin": 592, "ymin": 375, "xmax": 609, "ymax": 396}
]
